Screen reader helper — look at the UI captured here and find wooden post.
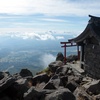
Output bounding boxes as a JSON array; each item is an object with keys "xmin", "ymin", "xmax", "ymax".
[
  {"xmin": 77, "ymin": 46, "xmax": 80, "ymax": 60},
  {"xmin": 64, "ymin": 44, "xmax": 67, "ymax": 64},
  {"xmin": 81, "ymin": 45, "xmax": 84, "ymax": 69},
  {"xmin": 61, "ymin": 43, "xmax": 67, "ymax": 64},
  {"xmin": 61, "ymin": 42, "xmax": 67, "ymax": 64}
]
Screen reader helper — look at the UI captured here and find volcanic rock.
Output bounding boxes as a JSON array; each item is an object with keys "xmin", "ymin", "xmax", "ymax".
[
  {"xmin": 20, "ymin": 69, "xmax": 33, "ymax": 77},
  {"xmin": 32, "ymin": 73, "xmax": 50, "ymax": 86},
  {"xmin": 45, "ymin": 87, "xmax": 76, "ymax": 100},
  {"xmin": 49, "ymin": 61, "xmax": 63, "ymax": 73},
  {"xmin": 56, "ymin": 52, "xmax": 64, "ymax": 62}
]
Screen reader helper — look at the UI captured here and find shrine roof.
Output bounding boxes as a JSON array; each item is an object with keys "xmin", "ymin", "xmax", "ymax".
[{"xmin": 69, "ymin": 15, "xmax": 100, "ymax": 44}]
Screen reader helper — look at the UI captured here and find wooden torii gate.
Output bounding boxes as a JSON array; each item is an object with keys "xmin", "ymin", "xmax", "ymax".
[{"xmin": 60, "ymin": 42, "xmax": 80, "ymax": 64}]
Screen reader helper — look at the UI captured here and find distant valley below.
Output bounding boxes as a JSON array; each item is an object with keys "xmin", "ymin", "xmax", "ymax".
[{"xmin": 0, "ymin": 32, "xmax": 77, "ymax": 75}]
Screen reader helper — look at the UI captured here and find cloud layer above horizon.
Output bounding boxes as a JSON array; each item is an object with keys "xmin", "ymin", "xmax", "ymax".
[
  {"xmin": 0, "ymin": 31, "xmax": 66, "ymax": 40},
  {"xmin": 0, "ymin": 0, "xmax": 100, "ymax": 34},
  {"xmin": 0, "ymin": 0, "xmax": 100, "ymax": 16}
]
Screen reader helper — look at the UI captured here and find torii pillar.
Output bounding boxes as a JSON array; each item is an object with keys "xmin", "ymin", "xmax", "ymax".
[{"xmin": 60, "ymin": 42, "xmax": 67, "ymax": 64}]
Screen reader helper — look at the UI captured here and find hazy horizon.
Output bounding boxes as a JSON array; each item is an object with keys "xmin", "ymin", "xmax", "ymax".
[{"xmin": 0, "ymin": 33, "xmax": 77, "ymax": 74}]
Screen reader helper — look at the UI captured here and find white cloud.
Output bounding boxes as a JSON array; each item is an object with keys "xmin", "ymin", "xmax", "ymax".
[
  {"xmin": 56, "ymin": 36, "xmax": 65, "ymax": 40},
  {"xmin": 0, "ymin": 0, "xmax": 100, "ymax": 35},
  {"xmin": 0, "ymin": 32, "xmax": 55, "ymax": 40},
  {"xmin": 0, "ymin": 0, "xmax": 100, "ymax": 16},
  {"xmin": 38, "ymin": 34, "xmax": 55, "ymax": 40},
  {"xmin": 20, "ymin": 32, "xmax": 56, "ymax": 40},
  {"xmin": 0, "ymin": 31, "xmax": 67, "ymax": 40},
  {"xmin": 41, "ymin": 18, "xmax": 67, "ymax": 22},
  {"xmin": 40, "ymin": 53, "xmax": 56, "ymax": 68}
]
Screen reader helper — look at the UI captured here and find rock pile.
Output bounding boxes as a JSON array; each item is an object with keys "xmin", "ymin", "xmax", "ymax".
[{"xmin": 0, "ymin": 53, "xmax": 100, "ymax": 100}]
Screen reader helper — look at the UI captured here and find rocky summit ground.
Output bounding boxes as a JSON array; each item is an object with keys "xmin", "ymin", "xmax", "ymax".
[{"xmin": 0, "ymin": 54, "xmax": 100, "ymax": 100}]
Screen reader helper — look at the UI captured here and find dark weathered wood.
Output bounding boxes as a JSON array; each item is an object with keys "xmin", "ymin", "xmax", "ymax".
[
  {"xmin": 60, "ymin": 42, "xmax": 70, "ymax": 44},
  {"xmin": 81, "ymin": 45, "xmax": 84, "ymax": 69},
  {"xmin": 77, "ymin": 46, "xmax": 80, "ymax": 60}
]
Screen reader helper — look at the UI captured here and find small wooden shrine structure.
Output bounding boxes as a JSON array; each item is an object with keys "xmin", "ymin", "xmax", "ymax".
[{"xmin": 69, "ymin": 15, "xmax": 100, "ymax": 79}]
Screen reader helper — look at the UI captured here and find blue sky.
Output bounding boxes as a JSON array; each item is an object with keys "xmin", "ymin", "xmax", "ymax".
[{"xmin": 0, "ymin": 0, "xmax": 100, "ymax": 36}]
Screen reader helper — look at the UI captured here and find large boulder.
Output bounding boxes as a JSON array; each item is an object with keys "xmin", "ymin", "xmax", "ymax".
[
  {"xmin": 86, "ymin": 80, "xmax": 100, "ymax": 95},
  {"xmin": 20, "ymin": 69, "xmax": 33, "ymax": 77},
  {"xmin": 95, "ymin": 94, "xmax": 100, "ymax": 100},
  {"xmin": 60, "ymin": 75, "xmax": 68, "ymax": 87},
  {"xmin": 4, "ymin": 75, "xmax": 35, "ymax": 100},
  {"xmin": 56, "ymin": 65, "xmax": 70, "ymax": 75},
  {"xmin": 0, "ymin": 72, "xmax": 4, "ymax": 80},
  {"xmin": 32, "ymin": 73, "xmax": 50, "ymax": 86},
  {"xmin": 0, "ymin": 72, "xmax": 23, "ymax": 99},
  {"xmin": 68, "ymin": 75, "xmax": 83, "ymax": 85},
  {"xmin": 74, "ymin": 87, "xmax": 92, "ymax": 100},
  {"xmin": 0, "ymin": 72, "xmax": 15, "ymax": 93},
  {"xmin": 56, "ymin": 64, "xmax": 78, "ymax": 76},
  {"xmin": 35, "ymin": 82, "xmax": 46, "ymax": 90},
  {"xmin": 56, "ymin": 52, "xmax": 64, "ymax": 62},
  {"xmin": 65, "ymin": 75, "xmax": 82, "ymax": 92},
  {"xmin": 67, "ymin": 55, "xmax": 78, "ymax": 62},
  {"xmin": 43, "ymin": 75, "xmax": 63, "ymax": 89},
  {"xmin": 45, "ymin": 87, "xmax": 76, "ymax": 100},
  {"xmin": 49, "ymin": 61, "xmax": 63, "ymax": 73},
  {"xmin": 43, "ymin": 82, "xmax": 56, "ymax": 89},
  {"xmin": 4, "ymin": 77, "xmax": 29, "ymax": 100},
  {"xmin": 0, "ymin": 93, "xmax": 12, "ymax": 100},
  {"xmin": 23, "ymin": 86, "xmax": 45, "ymax": 100},
  {"xmin": 66, "ymin": 81, "xmax": 79, "ymax": 92}
]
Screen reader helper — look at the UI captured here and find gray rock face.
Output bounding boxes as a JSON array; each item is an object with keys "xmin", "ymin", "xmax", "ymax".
[
  {"xmin": 68, "ymin": 75, "xmax": 83, "ymax": 85},
  {"xmin": 0, "ymin": 72, "xmax": 4, "ymax": 80},
  {"xmin": 74, "ymin": 87, "xmax": 93, "ymax": 100},
  {"xmin": 0, "ymin": 72, "xmax": 33, "ymax": 100},
  {"xmin": 5, "ymin": 77, "xmax": 29, "ymax": 100},
  {"xmin": 45, "ymin": 88, "xmax": 76, "ymax": 100},
  {"xmin": 0, "ymin": 72, "xmax": 15, "ymax": 93},
  {"xmin": 95, "ymin": 94, "xmax": 100, "ymax": 100},
  {"xmin": 66, "ymin": 81, "xmax": 78, "ymax": 93},
  {"xmin": 49, "ymin": 61, "xmax": 63, "ymax": 73},
  {"xmin": 56, "ymin": 65, "xmax": 69, "ymax": 75},
  {"xmin": 20, "ymin": 69, "xmax": 33, "ymax": 77},
  {"xmin": 32, "ymin": 73, "xmax": 50, "ymax": 86},
  {"xmin": 24, "ymin": 86, "xmax": 45, "ymax": 100},
  {"xmin": 0, "ymin": 94, "xmax": 12, "ymax": 100},
  {"xmin": 67, "ymin": 55, "xmax": 78, "ymax": 62},
  {"xmin": 56, "ymin": 52, "xmax": 64, "ymax": 62},
  {"xmin": 86, "ymin": 80, "xmax": 100, "ymax": 95},
  {"xmin": 56, "ymin": 65, "xmax": 76, "ymax": 76},
  {"xmin": 43, "ymin": 81, "xmax": 56, "ymax": 89},
  {"xmin": 43, "ymin": 75, "xmax": 63, "ymax": 89}
]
